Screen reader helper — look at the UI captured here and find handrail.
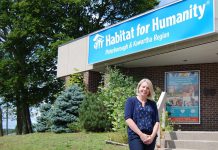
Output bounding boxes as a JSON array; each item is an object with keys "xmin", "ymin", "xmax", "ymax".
[{"xmin": 156, "ymin": 91, "xmax": 167, "ymax": 148}]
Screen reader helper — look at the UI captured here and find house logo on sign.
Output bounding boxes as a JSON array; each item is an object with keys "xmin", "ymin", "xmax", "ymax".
[{"xmin": 93, "ymin": 34, "xmax": 104, "ymax": 49}]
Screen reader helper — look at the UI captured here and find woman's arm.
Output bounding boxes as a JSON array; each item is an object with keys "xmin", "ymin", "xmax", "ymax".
[{"xmin": 150, "ymin": 122, "xmax": 160, "ymax": 139}]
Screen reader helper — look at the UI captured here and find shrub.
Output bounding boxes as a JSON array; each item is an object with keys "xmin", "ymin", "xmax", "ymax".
[
  {"xmin": 65, "ymin": 72, "xmax": 85, "ymax": 90},
  {"xmin": 79, "ymin": 92, "xmax": 111, "ymax": 132},
  {"xmin": 36, "ymin": 103, "xmax": 52, "ymax": 132},
  {"xmin": 154, "ymin": 86, "xmax": 162, "ymax": 102},
  {"xmin": 50, "ymin": 84, "xmax": 84, "ymax": 133},
  {"xmin": 80, "ymin": 67, "xmax": 137, "ymax": 132},
  {"xmin": 99, "ymin": 67, "xmax": 137, "ymax": 131},
  {"xmin": 67, "ymin": 121, "xmax": 81, "ymax": 132}
]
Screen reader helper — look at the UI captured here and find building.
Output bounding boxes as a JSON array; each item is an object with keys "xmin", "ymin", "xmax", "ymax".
[{"xmin": 57, "ymin": 0, "xmax": 218, "ymax": 131}]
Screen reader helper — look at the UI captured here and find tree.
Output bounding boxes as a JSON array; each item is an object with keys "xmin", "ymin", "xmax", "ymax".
[
  {"xmin": 50, "ymin": 84, "xmax": 84, "ymax": 133},
  {"xmin": 0, "ymin": 0, "xmax": 67, "ymax": 134}
]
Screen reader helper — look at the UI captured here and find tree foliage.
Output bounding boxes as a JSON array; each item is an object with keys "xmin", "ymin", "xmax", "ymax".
[{"xmin": 88, "ymin": 0, "xmax": 159, "ymax": 27}]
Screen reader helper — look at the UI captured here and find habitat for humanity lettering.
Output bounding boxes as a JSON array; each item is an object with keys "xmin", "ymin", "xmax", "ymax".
[
  {"xmin": 152, "ymin": 4, "xmax": 206, "ymax": 31},
  {"xmin": 89, "ymin": 0, "xmax": 214, "ymax": 64}
]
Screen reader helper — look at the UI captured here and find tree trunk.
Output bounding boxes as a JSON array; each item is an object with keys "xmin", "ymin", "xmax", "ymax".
[
  {"xmin": 26, "ymin": 104, "xmax": 33, "ymax": 133},
  {"xmin": 16, "ymin": 102, "xmax": 23, "ymax": 135},
  {"xmin": 0, "ymin": 107, "xmax": 3, "ymax": 136},
  {"xmin": 16, "ymin": 89, "xmax": 33, "ymax": 135},
  {"xmin": 16, "ymin": 103, "xmax": 33, "ymax": 134},
  {"xmin": 22, "ymin": 102, "xmax": 32, "ymax": 134}
]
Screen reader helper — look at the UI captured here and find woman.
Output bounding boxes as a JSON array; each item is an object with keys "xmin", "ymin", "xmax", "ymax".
[{"xmin": 124, "ymin": 79, "xmax": 160, "ymax": 150}]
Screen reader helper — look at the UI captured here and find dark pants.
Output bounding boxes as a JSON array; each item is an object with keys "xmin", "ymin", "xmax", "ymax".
[{"xmin": 128, "ymin": 137, "xmax": 156, "ymax": 150}]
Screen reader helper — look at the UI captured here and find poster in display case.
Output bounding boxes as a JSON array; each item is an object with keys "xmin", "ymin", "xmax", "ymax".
[{"xmin": 165, "ymin": 71, "xmax": 200, "ymax": 124}]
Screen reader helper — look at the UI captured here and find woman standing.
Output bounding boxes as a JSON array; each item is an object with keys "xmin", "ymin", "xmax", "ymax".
[{"xmin": 124, "ymin": 79, "xmax": 160, "ymax": 150}]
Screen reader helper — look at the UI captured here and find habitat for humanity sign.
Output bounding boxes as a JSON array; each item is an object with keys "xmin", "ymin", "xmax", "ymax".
[{"xmin": 88, "ymin": 0, "xmax": 215, "ymax": 64}]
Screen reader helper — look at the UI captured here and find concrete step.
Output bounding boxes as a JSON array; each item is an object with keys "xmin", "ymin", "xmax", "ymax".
[
  {"xmin": 164, "ymin": 131, "xmax": 218, "ymax": 141},
  {"xmin": 164, "ymin": 140, "xmax": 218, "ymax": 150}
]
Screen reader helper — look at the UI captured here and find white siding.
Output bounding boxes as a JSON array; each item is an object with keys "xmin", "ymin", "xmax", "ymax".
[{"xmin": 57, "ymin": 36, "xmax": 93, "ymax": 77}]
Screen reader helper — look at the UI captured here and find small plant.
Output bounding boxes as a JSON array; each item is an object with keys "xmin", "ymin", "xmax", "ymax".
[
  {"xmin": 67, "ymin": 121, "xmax": 82, "ymax": 132},
  {"xmin": 161, "ymin": 111, "xmax": 174, "ymax": 132}
]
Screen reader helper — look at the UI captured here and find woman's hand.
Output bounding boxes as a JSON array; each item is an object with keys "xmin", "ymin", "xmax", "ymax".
[
  {"xmin": 139, "ymin": 133, "xmax": 150, "ymax": 143},
  {"xmin": 143, "ymin": 135, "xmax": 154, "ymax": 144}
]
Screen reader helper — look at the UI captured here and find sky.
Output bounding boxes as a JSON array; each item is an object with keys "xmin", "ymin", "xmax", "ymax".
[
  {"xmin": 1, "ymin": 0, "xmax": 179, "ymax": 130},
  {"xmin": 158, "ymin": 0, "xmax": 180, "ymax": 6},
  {"xmin": 3, "ymin": 119, "xmax": 17, "ymax": 129}
]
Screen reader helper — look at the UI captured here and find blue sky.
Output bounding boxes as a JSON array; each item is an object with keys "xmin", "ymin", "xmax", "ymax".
[
  {"xmin": 3, "ymin": 119, "xmax": 17, "ymax": 129},
  {"xmin": 159, "ymin": 0, "xmax": 179, "ymax": 6}
]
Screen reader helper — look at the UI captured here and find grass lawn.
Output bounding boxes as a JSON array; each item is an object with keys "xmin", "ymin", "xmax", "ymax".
[{"xmin": 0, "ymin": 132, "xmax": 129, "ymax": 150}]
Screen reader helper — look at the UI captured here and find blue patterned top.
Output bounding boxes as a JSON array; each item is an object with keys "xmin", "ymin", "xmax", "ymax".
[{"xmin": 124, "ymin": 97, "xmax": 159, "ymax": 140}]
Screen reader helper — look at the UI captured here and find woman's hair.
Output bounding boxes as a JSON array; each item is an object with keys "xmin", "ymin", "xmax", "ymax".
[{"xmin": 136, "ymin": 78, "xmax": 155, "ymax": 100}]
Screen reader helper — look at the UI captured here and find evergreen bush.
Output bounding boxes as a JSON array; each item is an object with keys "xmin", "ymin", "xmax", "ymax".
[
  {"xmin": 36, "ymin": 103, "xmax": 52, "ymax": 132},
  {"xmin": 50, "ymin": 84, "xmax": 84, "ymax": 133},
  {"xmin": 79, "ymin": 92, "xmax": 111, "ymax": 132}
]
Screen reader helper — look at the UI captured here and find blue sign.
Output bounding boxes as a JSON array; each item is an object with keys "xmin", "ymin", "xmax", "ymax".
[
  {"xmin": 88, "ymin": 0, "xmax": 215, "ymax": 64},
  {"xmin": 166, "ymin": 106, "xmax": 199, "ymax": 118}
]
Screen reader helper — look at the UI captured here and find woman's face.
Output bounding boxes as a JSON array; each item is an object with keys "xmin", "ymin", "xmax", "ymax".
[{"xmin": 138, "ymin": 81, "xmax": 150, "ymax": 97}]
